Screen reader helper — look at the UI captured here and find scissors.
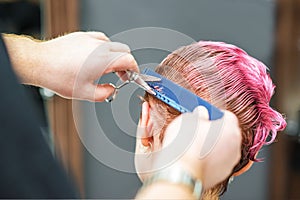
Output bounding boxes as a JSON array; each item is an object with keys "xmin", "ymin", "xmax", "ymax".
[{"xmin": 105, "ymin": 70, "xmax": 161, "ymax": 102}]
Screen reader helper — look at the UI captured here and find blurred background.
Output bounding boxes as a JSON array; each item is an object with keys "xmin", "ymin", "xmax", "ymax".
[{"xmin": 1, "ymin": 0, "xmax": 299, "ymax": 199}]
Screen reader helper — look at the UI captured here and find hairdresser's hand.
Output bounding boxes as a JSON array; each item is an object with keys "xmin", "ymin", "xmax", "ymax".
[
  {"xmin": 4, "ymin": 32, "xmax": 138, "ymax": 102},
  {"xmin": 155, "ymin": 107, "xmax": 242, "ymax": 190}
]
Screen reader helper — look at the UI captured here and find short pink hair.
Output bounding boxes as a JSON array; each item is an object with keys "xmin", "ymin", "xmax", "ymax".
[
  {"xmin": 145, "ymin": 41, "xmax": 286, "ymax": 196},
  {"xmin": 194, "ymin": 41, "xmax": 286, "ymax": 161}
]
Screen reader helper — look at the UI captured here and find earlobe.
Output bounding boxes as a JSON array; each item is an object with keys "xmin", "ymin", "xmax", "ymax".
[{"xmin": 233, "ymin": 160, "xmax": 254, "ymax": 176}]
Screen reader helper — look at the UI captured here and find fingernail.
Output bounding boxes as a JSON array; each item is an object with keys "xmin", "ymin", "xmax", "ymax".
[{"xmin": 193, "ymin": 106, "xmax": 209, "ymax": 120}]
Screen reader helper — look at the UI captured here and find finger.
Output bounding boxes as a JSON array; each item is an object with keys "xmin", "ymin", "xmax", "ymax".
[
  {"xmin": 86, "ymin": 31, "xmax": 110, "ymax": 41},
  {"xmin": 109, "ymin": 42, "xmax": 131, "ymax": 53},
  {"xmin": 193, "ymin": 106, "xmax": 209, "ymax": 120},
  {"xmin": 115, "ymin": 70, "xmax": 137, "ymax": 82},
  {"xmin": 223, "ymin": 110, "xmax": 239, "ymax": 125},
  {"xmin": 93, "ymin": 84, "xmax": 115, "ymax": 102},
  {"xmin": 106, "ymin": 52, "xmax": 139, "ymax": 73},
  {"xmin": 115, "ymin": 71, "xmax": 128, "ymax": 81}
]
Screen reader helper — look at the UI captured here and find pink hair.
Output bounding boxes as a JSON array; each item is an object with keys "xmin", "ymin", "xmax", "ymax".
[
  {"xmin": 195, "ymin": 41, "xmax": 286, "ymax": 160},
  {"xmin": 146, "ymin": 41, "xmax": 286, "ymax": 197}
]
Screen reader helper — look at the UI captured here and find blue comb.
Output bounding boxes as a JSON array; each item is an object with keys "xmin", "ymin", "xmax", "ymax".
[{"xmin": 142, "ymin": 68, "xmax": 224, "ymax": 120}]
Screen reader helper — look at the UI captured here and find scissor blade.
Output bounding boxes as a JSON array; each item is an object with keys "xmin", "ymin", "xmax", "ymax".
[
  {"xmin": 134, "ymin": 76, "xmax": 156, "ymax": 95},
  {"xmin": 139, "ymin": 74, "xmax": 161, "ymax": 82},
  {"xmin": 125, "ymin": 71, "xmax": 161, "ymax": 95}
]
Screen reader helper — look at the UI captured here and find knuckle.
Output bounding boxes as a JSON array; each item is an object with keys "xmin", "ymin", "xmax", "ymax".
[
  {"xmin": 98, "ymin": 32, "xmax": 105, "ymax": 36},
  {"xmin": 117, "ymin": 42, "xmax": 130, "ymax": 50},
  {"xmin": 99, "ymin": 32, "xmax": 109, "ymax": 39}
]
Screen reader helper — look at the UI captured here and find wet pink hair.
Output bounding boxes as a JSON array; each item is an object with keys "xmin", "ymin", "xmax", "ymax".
[
  {"xmin": 145, "ymin": 41, "xmax": 286, "ymax": 197},
  {"xmin": 192, "ymin": 41, "xmax": 286, "ymax": 161}
]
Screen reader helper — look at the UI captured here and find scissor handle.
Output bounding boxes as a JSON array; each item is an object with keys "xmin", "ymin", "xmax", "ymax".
[
  {"xmin": 105, "ymin": 83, "xmax": 118, "ymax": 102},
  {"xmin": 105, "ymin": 71, "xmax": 159, "ymax": 102}
]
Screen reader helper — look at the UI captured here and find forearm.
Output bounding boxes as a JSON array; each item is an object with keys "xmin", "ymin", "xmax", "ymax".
[
  {"xmin": 2, "ymin": 34, "xmax": 43, "ymax": 86},
  {"xmin": 136, "ymin": 181, "xmax": 196, "ymax": 200}
]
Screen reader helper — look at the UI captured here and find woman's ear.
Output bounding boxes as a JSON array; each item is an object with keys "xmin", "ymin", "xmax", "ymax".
[
  {"xmin": 233, "ymin": 160, "xmax": 254, "ymax": 176},
  {"xmin": 139, "ymin": 102, "xmax": 153, "ymax": 146}
]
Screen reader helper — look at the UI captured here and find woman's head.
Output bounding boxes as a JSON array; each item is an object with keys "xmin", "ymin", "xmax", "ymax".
[{"xmin": 135, "ymin": 41, "xmax": 286, "ymax": 197}]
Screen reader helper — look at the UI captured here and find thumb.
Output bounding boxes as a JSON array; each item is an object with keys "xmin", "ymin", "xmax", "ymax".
[
  {"xmin": 93, "ymin": 84, "xmax": 115, "ymax": 102},
  {"xmin": 193, "ymin": 106, "xmax": 209, "ymax": 120}
]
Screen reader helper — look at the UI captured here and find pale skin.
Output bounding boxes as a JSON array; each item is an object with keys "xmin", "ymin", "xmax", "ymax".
[
  {"xmin": 2, "ymin": 32, "xmax": 242, "ymax": 199},
  {"xmin": 135, "ymin": 102, "xmax": 242, "ymax": 199},
  {"xmin": 3, "ymin": 32, "xmax": 138, "ymax": 102}
]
